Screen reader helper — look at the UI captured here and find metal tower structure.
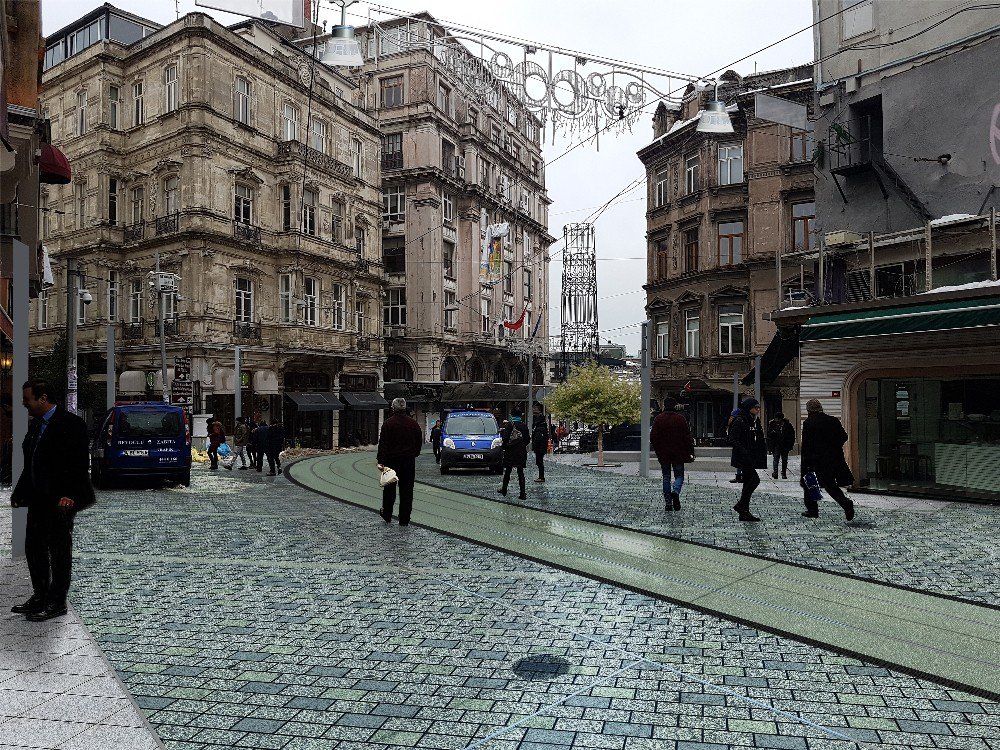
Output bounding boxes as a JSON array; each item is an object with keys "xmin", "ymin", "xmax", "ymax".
[{"xmin": 560, "ymin": 223, "xmax": 599, "ymax": 377}]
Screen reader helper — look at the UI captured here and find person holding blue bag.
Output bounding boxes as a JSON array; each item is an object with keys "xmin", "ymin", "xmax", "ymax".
[{"xmin": 800, "ymin": 399, "xmax": 855, "ymax": 520}]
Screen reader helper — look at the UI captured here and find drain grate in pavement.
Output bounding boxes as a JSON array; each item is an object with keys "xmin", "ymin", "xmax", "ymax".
[{"xmin": 511, "ymin": 655, "xmax": 571, "ymax": 681}]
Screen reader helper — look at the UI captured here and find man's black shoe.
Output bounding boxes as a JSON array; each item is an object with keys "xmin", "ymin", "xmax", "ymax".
[
  {"xmin": 670, "ymin": 491, "xmax": 680, "ymax": 511},
  {"xmin": 498, "ymin": 487, "xmax": 507, "ymax": 496},
  {"xmin": 26, "ymin": 604, "xmax": 68, "ymax": 621},
  {"xmin": 801, "ymin": 510, "xmax": 819, "ymax": 518},
  {"xmin": 11, "ymin": 595, "xmax": 45, "ymax": 614},
  {"xmin": 380, "ymin": 510, "xmax": 392, "ymax": 524}
]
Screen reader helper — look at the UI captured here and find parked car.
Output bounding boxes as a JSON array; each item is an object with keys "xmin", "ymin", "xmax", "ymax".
[
  {"xmin": 91, "ymin": 402, "xmax": 191, "ymax": 488},
  {"xmin": 439, "ymin": 410, "xmax": 503, "ymax": 474}
]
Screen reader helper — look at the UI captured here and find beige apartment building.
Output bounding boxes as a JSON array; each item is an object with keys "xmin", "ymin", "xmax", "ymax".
[
  {"xmin": 37, "ymin": 6, "xmax": 384, "ymax": 447},
  {"xmin": 354, "ymin": 13, "xmax": 554, "ymax": 428},
  {"xmin": 639, "ymin": 66, "xmax": 814, "ymax": 442}
]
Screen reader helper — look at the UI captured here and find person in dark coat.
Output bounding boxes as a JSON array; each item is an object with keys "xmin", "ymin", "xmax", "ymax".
[
  {"xmin": 264, "ymin": 421, "xmax": 285, "ymax": 475},
  {"xmin": 530, "ymin": 410, "xmax": 549, "ymax": 482},
  {"xmin": 207, "ymin": 417, "xmax": 225, "ymax": 470},
  {"xmin": 767, "ymin": 412, "xmax": 796, "ymax": 479},
  {"xmin": 10, "ymin": 380, "xmax": 95, "ymax": 621},
  {"xmin": 377, "ymin": 398, "xmax": 423, "ymax": 525},
  {"xmin": 429, "ymin": 419, "xmax": 443, "ymax": 464},
  {"xmin": 650, "ymin": 397, "xmax": 695, "ymax": 511},
  {"xmin": 728, "ymin": 398, "xmax": 768, "ymax": 522},
  {"xmin": 251, "ymin": 421, "xmax": 269, "ymax": 471},
  {"xmin": 800, "ymin": 399, "xmax": 855, "ymax": 520},
  {"xmin": 498, "ymin": 412, "xmax": 529, "ymax": 500}
]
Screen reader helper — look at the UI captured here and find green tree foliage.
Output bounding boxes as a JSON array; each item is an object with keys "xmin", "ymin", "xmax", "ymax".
[
  {"xmin": 543, "ymin": 363, "xmax": 640, "ymax": 465},
  {"xmin": 28, "ymin": 331, "xmax": 102, "ymax": 413}
]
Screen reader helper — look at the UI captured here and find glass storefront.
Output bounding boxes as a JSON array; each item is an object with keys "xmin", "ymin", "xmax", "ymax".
[{"xmin": 858, "ymin": 376, "xmax": 1000, "ymax": 498}]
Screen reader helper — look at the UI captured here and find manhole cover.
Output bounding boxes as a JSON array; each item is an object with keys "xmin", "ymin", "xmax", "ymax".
[{"xmin": 511, "ymin": 655, "xmax": 571, "ymax": 681}]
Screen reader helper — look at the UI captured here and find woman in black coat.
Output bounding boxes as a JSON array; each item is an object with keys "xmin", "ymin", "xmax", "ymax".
[
  {"xmin": 498, "ymin": 414, "xmax": 529, "ymax": 500},
  {"xmin": 728, "ymin": 398, "xmax": 768, "ymax": 522},
  {"xmin": 800, "ymin": 399, "xmax": 855, "ymax": 520},
  {"xmin": 530, "ymin": 416, "xmax": 549, "ymax": 482}
]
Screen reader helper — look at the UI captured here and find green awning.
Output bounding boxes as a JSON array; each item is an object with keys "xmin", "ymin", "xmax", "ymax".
[{"xmin": 800, "ymin": 296, "xmax": 1000, "ymax": 342}]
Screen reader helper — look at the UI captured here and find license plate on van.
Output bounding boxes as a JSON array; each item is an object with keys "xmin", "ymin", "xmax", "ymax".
[
  {"xmin": 466, "ymin": 453, "xmax": 483, "ymax": 459},
  {"xmin": 122, "ymin": 449, "xmax": 149, "ymax": 457}
]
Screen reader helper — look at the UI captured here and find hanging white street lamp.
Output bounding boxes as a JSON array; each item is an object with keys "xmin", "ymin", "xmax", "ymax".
[{"xmin": 319, "ymin": 0, "xmax": 364, "ymax": 67}]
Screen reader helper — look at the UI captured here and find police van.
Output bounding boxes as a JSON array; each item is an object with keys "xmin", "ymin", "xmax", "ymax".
[
  {"xmin": 91, "ymin": 402, "xmax": 191, "ymax": 488},
  {"xmin": 439, "ymin": 410, "xmax": 503, "ymax": 475}
]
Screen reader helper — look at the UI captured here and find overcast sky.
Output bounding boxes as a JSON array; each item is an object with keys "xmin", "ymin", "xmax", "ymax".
[{"xmin": 43, "ymin": 0, "xmax": 814, "ymax": 356}]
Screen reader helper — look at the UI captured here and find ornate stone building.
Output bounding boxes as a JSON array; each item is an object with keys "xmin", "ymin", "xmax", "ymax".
[
  {"xmin": 37, "ymin": 6, "xmax": 384, "ymax": 446},
  {"xmin": 639, "ymin": 65, "xmax": 813, "ymax": 442},
  {"xmin": 353, "ymin": 13, "xmax": 554, "ymax": 428}
]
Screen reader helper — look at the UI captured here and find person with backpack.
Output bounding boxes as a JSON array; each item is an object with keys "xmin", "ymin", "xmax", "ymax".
[
  {"xmin": 498, "ymin": 411, "xmax": 529, "ymax": 500},
  {"xmin": 225, "ymin": 416, "xmax": 250, "ymax": 470},
  {"xmin": 800, "ymin": 399, "xmax": 855, "ymax": 520},
  {"xmin": 530, "ymin": 409, "xmax": 549, "ymax": 482},
  {"xmin": 207, "ymin": 417, "xmax": 225, "ymax": 471},
  {"xmin": 650, "ymin": 397, "xmax": 695, "ymax": 511},
  {"xmin": 766, "ymin": 411, "xmax": 796, "ymax": 479},
  {"xmin": 728, "ymin": 398, "xmax": 768, "ymax": 522}
]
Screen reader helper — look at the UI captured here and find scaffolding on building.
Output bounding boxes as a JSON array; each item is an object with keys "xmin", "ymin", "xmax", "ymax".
[{"xmin": 559, "ymin": 223, "xmax": 598, "ymax": 378}]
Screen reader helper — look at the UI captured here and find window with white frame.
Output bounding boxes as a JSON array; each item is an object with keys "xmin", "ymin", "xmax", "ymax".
[
  {"xmin": 132, "ymin": 81, "xmax": 144, "ymax": 126},
  {"xmin": 383, "ymin": 185, "xmax": 405, "ymax": 222},
  {"xmin": 656, "ymin": 319, "xmax": 670, "ymax": 359},
  {"xmin": 130, "ymin": 186, "xmax": 144, "ymax": 225},
  {"xmin": 281, "ymin": 184, "xmax": 291, "ymax": 230},
  {"xmin": 384, "ymin": 287, "xmax": 406, "ymax": 326},
  {"xmin": 437, "ymin": 83, "xmax": 450, "ymax": 115},
  {"xmin": 684, "ymin": 309, "xmax": 700, "ymax": 358},
  {"xmin": 161, "ymin": 285, "xmax": 178, "ymax": 320},
  {"xmin": 164, "ymin": 64, "xmax": 178, "ymax": 112},
  {"xmin": 791, "ymin": 128, "xmax": 815, "ymax": 161},
  {"xmin": 234, "ymin": 76, "xmax": 251, "ymax": 125},
  {"xmin": 355, "ymin": 299, "xmax": 366, "ymax": 335},
  {"xmin": 309, "ymin": 117, "xmax": 327, "ymax": 153},
  {"xmin": 108, "ymin": 178, "xmax": 119, "ymax": 225},
  {"xmin": 77, "ymin": 90, "xmax": 87, "ymax": 135},
  {"xmin": 655, "ymin": 169, "xmax": 668, "ymax": 207},
  {"xmin": 331, "ymin": 199, "xmax": 344, "ymax": 242},
  {"xmin": 235, "ymin": 277, "xmax": 253, "ymax": 323},
  {"xmin": 380, "ymin": 75, "xmax": 403, "ymax": 108},
  {"xmin": 281, "ymin": 103, "xmax": 299, "ymax": 141},
  {"xmin": 301, "ymin": 188, "xmax": 316, "ymax": 235},
  {"xmin": 443, "ymin": 193, "xmax": 454, "ymax": 223},
  {"xmin": 718, "ymin": 143, "xmax": 743, "ymax": 185},
  {"xmin": 331, "ymin": 283, "xmax": 346, "ymax": 330},
  {"xmin": 129, "ymin": 278, "xmax": 142, "ymax": 323},
  {"xmin": 501, "ymin": 303, "xmax": 514, "ymax": 339},
  {"xmin": 523, "ymin": 268, "xmax": 532, "ymax": 301},
  {"xmin": 38, "ymin": 290, "xmax": 49, "ymax": 329},
  {"xmin": 108, "ymin": 84, "xmax": 121, "ymax": 129},
  {"xmin": 351, "ymin": 138, "xmax": 363, "ymax": 177},
  {"xmin": 685, "ymin": 154, "xmax": 700, "ymax": 194},
  {"xmin": 718, "ymin": 220, "xmax": 744, "ymax": 265},
  {"xmin": 443, "ymin": 241, "xmax": 455, "ymax": 278},
  {"xmin": 480, "ymin": 297, "xmax": 491, "ymax": 334},
  {"xmin": 502, "ymin": 260, "xmax": 513, "ymax": 294},
  {"xmin": 718, "ymin": 304, "xmax": 745, "ymax": 354},
  {"xmin": 303, "ymin": 276, "xmax": 318, "ymax": 326},
  {"xmin": 356, "ymin": 226, "xmax": 366, "ymax": 256},
  {"xmin": 444, "ymin": 290, "xmax": 457, "ymax": 330},
  {"xmin": 163, "ymin": 176, "xmax": 179, "ymax": 215},
  {"xmin": 234, "ymin": 183, "xmax": 252, "ymax": 224},
  {"xmin": 382, "ymin": 132, "xmax": 403, "ymax": 170},
  {"xmin": 107, "ymin": 270, "xmax": 119, "ymax": 321},
  {"xmin": 523, "ymin": 311, "xmax": 532, "ymax": 339},
  {"xmin": 76, "ymin": 181, "xmax": 87, "ymax": 226},
  {"xmin": 279, "ymin": 274, "xmax": 293, "ymax": 323}
]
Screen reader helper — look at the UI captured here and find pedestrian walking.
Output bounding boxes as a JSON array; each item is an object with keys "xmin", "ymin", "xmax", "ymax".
[
  {"xmin": 10, "ymin": 380, "xmax": 95, "ymax": 621},
  {"xmin": 767, "ymin": 412, "xmax": 796, "ymax": 479},
  {"xmin": 650, "ymin": 397, "xmax": 695, "ymax": 511},
  {"xmin": 727, "ymin": 408, "xmax": 743, "ymax": 483},
  {"xmin": 251, "ymin": 421, "xmax": 268, "ymax": 472},
  {"xmin": 264, "ymin": 420, "xmax": 285, "ymax": 475},
  {"xmin": 728, "ymin": 398, "xmax": 768, "ymax": 522},
  {"xmin": 207, "ymin": 417, "xmax": 225, "ymax": 470},
  {"xmin": 429, "ymin": 419, "xmax": 443, "ymax": 464},
  {"xmin": 377, "ymin": 398, "xmax": 423, "ymax": 525},
  {"xmin": 225, "ymin": 416, "xmax": 250, "ymax": 470},
  {"xmin": 531, "ymin": 411, "xmax": 549, "ymax": 482},
  {"xmin": 498, "ymin": 411, "xmax": 529, "ymax": 500},
  {"xmin": 800, "ymin": 399, "xmax": 855, "ymax": 520}
]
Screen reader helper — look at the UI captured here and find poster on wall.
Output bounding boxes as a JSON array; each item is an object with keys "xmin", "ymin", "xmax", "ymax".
[{"xmin": 480, "ymin": 222, "xmax": 509, "ymax": 284}]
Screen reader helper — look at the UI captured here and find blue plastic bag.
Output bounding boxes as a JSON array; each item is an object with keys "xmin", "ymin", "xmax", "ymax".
[
  {"xmin": 217, "ymin": 442, "xmax": 232, "ymax": 457},
  {"xmin": 803, "ymin": 471, "xmax": 822, "ymax": 502}
]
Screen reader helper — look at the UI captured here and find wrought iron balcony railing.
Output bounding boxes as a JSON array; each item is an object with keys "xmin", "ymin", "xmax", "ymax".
[
  {"xmin": 155, "ymin": 212, "xmax": 179, "ymax": 236},
  {"xmin": 124, "ymin": 221, "xmax": 145, "ymax": 243},
  {"xmin": 232, "ymin": 319, "xmax": 261, "ymax": 340},
  {"xmin": 155, "ymin": 317, "xmax": 179, "ymax": 337},
  {"xmin": 233, "ymin": 220, "xmax": 261, "ymax": 244},
  {"xmin": 381, "ymin": 152, "xmax": 403, "ymax": 170},
  {"xmin": 121, "ymin": 319, "xmax": 144, "ymax": 341}
]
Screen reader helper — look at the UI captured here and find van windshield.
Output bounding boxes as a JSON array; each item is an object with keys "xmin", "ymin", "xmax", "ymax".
[
  {"xmin": 446, "ymin": 415, "xmax": 498, "ymax": 436},
  {"xmin": 117, "ymin": 410, "xmax": 182, "ymax": 438}
]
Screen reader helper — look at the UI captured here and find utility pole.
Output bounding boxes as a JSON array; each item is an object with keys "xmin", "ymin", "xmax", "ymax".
[
  {"xmin": 154, "ymin": 251, "xmax": 169, "ymax": 403},
  {"xmin": 106, "ymin": 323, "xmax": 116, "ymax": 410},
  {"xmin": 526, "ymin": 346, "xmax": 533, "ymax": 434},
  {"xmin": 66, "ymin": 257, "xmax": 78, "ymax": 415},
  {"xmin": 11, "ymin": 239, "xmax": 30, "ymax": 559},
  {"xmin": 639, "ymin": 320, "xmax": 651, "ymax": 479},
  {"xmin": 234, "ymin": 346, "xmax": 242, "ymax": 420}
]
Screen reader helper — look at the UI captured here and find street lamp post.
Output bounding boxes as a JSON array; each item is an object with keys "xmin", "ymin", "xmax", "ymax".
[
  {"xmin": 507, "ymin": 337, "xmax": 544, "ymax": 433},
  {"xmin": 66, "ymin": 258, "xmax": 78, "ymax": 414}
]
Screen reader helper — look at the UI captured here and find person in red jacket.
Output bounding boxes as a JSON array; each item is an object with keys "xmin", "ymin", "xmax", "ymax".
[
  {"xmin": 376, "ymin": 398, "xmax": 423, "ymax": 526},
  {"xmin": 650, "ymin": 397, "xmax": 695, "ymax": 511}
]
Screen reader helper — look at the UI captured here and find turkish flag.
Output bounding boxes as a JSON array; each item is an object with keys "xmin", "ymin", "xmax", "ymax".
[{"xmin": 503, "ymin": 306, "xmax": 527, "ymax": 330}]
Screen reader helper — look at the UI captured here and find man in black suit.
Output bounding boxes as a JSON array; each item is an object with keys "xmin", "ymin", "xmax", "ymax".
[{"xmin": 10, "ymin": 380, "xmax": 95, "ymax": 621}]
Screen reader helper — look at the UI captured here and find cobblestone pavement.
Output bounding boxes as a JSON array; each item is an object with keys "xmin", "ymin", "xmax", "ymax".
[
  {"xmin": 419, "ymin": 455, "xmax": 1000, "ymax": 605},
  {"xmin": 52, "ymin": 462, "xmax": 1000, "ymax": 749}
]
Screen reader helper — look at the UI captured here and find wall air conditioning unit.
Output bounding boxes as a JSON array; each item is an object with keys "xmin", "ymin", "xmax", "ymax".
[
  {"xmin": 824, "ymin": 230, "xmax": 863, "ymax": 247},
  {"xmin": 455, "ymin": 155, "xmax": 466, "ymax": 179}
]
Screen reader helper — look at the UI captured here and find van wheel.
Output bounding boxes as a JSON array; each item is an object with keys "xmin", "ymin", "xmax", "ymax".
[
  {"xmin": 91, "ymin": 462, "xmax": 105, "ymax": 490},
  {"xmin": 177, "ymin": 470, "xmax": 191, "ymax": 487},
  {"xmin": 439, "ymin": 465, "xmax": 450, "ymax": 475}
]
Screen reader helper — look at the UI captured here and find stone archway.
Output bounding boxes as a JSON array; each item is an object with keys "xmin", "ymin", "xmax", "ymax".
[
  {"xmin": 383, "ymin": 355, "xmax": 414, "ymax": 382},
  {"xmin": 468, "ymin": 358, "xmax": 486, "ymax": 382},
  {"xmin": 493, "ymin": 362, "xmax": 509, "ymax": 384},
  {"xmin": 440, "ymin": 357, "xmax": 461, "ymax": 381}
]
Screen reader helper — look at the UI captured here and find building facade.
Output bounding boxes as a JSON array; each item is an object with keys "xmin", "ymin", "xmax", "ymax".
[
  {"xmin": 37, "ymin": 6, "xmax": 385, "ymax": 447},
  {"xmin": 768, "ymin": 2, "xmax": 1000, "ymax": 500},
  {"xmin": 354, "ymin": 14, "xmax": 553, "ymax": 430},
  {"xmin": 639, "ymin": 66, "xmax": 814, "ymax": 443}
]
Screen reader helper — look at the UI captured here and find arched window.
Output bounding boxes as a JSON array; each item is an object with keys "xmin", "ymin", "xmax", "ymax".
[
  {"xmin": 493, "ymin": 362, "xmax": 509, "ymax": 384},
  {"xmin": 384, "ymin": 355, "xmax": 413, "ymax": 382},
  {"xmin": 533, "ymin": 363, "xmax": 544, "ymax": 385},
  {"xmin": 441, "ymin": 358, "xmax": 461, "ymax": 381},
  {"xmin": 511, "ymin": 363, "xmax": 527, "ymax": 384},
  {"xmin": 468, "ymin": 359, "xmax": 485, "ymax": 382}
]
